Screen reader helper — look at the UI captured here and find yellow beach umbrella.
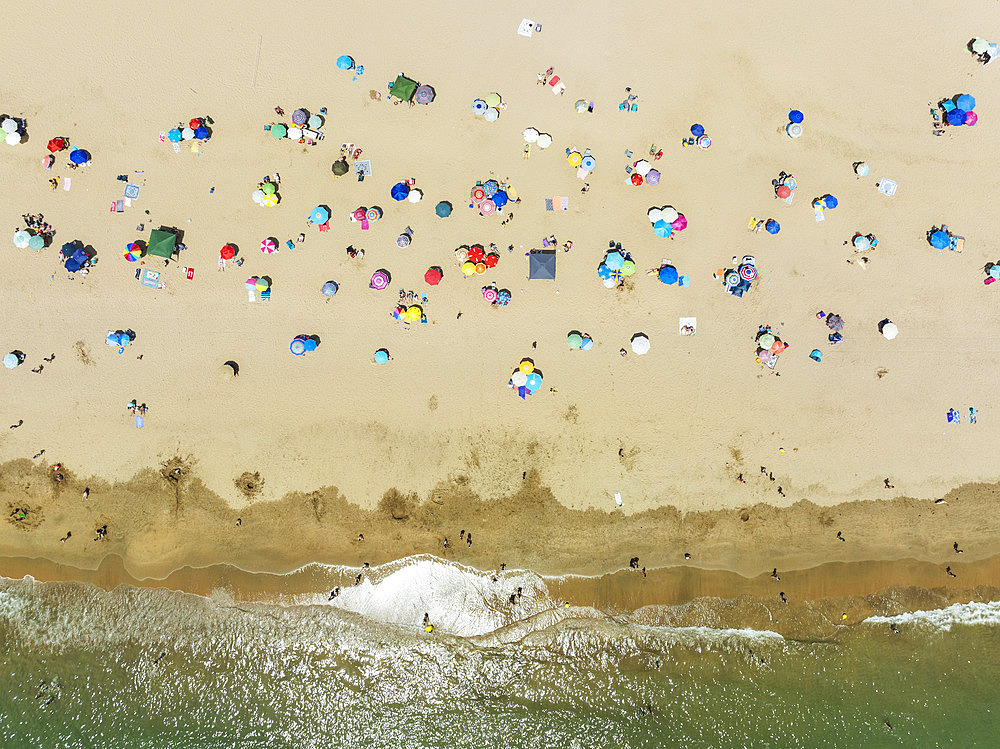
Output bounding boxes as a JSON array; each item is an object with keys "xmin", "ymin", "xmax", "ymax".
[
  {"xmin": 567, "ymin": 151, "xmax": 582, "ymax": 167},
  {"xmin": 256, "ymin": 277, "xmax": 270, "ymax": 291},
  {"xmin": 261, "ymin": 193, "xmax": 278, "ymax": 207},
  {"xmin": 519, "ymin": 359, "xmax": 534, "ymax": 374},
  {"xmin": 485, "ymin": 92, "xmax": 502, "ymax": 107},
  {"xmin": 405, "ymin": 306, "xmax": 422, "ymax": 322},
  {"xmin": 461, "ymin": 261, "xmax": 476, "ymax": 276}
]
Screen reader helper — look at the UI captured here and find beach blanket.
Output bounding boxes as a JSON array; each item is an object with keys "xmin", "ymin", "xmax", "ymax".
[
  {"xmin": 261, "ymin": 288, "xmax": 271, "ymax": 301},
  {"xmin": 63, "ymin": 177, "xmax": 71, "ymax": 191},
  {"xmin": 561, "ymin": 197, "xmax": 569, "ymax": 210},
  {"xmin": 813, "ymin": 206, "xmax": 825, "ymax": 222},
  {"xmin": 517, "ymin": 18, "xmax": 534, "ymax": 37},
  {"xmin": 877, "ymin": 179, "xmax": 897, "ymax": 197},
  {"xmin": 247, "ymin": 289, "xmax": 256, "ymax": 303},
  {"xmin": 545, "ymin": 199, "xmax": 553, "ymax": 211}
]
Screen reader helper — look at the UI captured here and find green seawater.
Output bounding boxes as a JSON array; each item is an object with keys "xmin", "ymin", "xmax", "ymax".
[{"xmin": 1, "ymin": 575, "xmax": 999, "ymax": 748}]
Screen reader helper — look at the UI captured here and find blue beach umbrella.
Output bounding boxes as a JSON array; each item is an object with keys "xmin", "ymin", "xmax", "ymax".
[
  {"xmin": 167, "ymin": 128, "xmax": 182, "ymax": 143},
  {"xmin": 525, "ymin": 372, "xmax": 542, "ymax": 392},
  {"xmin": 194, "ymin": 126, "xmax": 209, "ymax": 140},
  {"xmin": 336, "ymin": 55, "xmax": 355, "ymax": 70},
  {"xmin": 390, "ymin": 182, "xmax": 410, "ymax": 201},
  {"xmin": 580, "ymin": 336, "xmax": 594, "ymax": 351},
  {"xmin": 788, "ymin": 109, "xmax": 804, "ymax": 123},
  {"xmin": 581, "ymin": 155, "xmax": 597, "ymax": 172},
  {"xmin": 471, "ymin": 99, "xmax": 488, "ymax": 115},
  {"xmin": 321, "ymin": 281, "xmax": 339, "ymax": 297},
  {"xmin": 373, "ymin": 349, "xmax": 389, "ymax": 364},
  {"xmin": 956, "ymin": 94, "xmax": 976, "ymax": 111},
  {"xmin": 690, "ymin": 123, "xmax": 705, "ymax": 137},
  {"xmin": 309, "ymin": 206, "xmax": 330, "ymax": 224},
  {"xmin": 947, "ymin": 109, "xmax": 966, "ymax": 126},
  {"xmin": 435, "ymin": 201, "xmax": 452, "ymax": 217},
  {"xmin": 658, "ymin": 265, "xmax": 679, "ymax": 285},
  {"xmin": 823, "ymin": 195, "xmax": 838, "ymax": 209},
  {"xmin": 605, "ymin": 251, "xmax": 624, "ymax": 270},
  {"xmin": 929, "ymin": 230, "xmax": 950, "ymax": 249},
  {"xmin": 653, "ymin": 220, "xmax": 673, "ymax": 238},
  {"xmin": 289, "ymin": 338, "xmax": 307, "ymax": 355},
  {"xmin": 491, "ymin": 190, "xmax": 508, "ymax": 208},
  {"xmin": 303, "ymin": 338, "xmax": 318, "ymax": 352},
  {"xmin": 597, "ymin": 264, "xmax": 613, "ymax": 280},
  {"xmin": 70, "ymin": 149, "xmax": 90, "ymax": 164},
  {"xmin": 765, "ymin": 219, "xmax": 781, "ymax": 234}
]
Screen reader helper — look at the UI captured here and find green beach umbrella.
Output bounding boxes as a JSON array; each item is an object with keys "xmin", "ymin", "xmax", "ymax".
[
  {"xmin": 261, "ymin": 182, "xmax": 276, "ymax": 195},
  {"xmin": 567, "ymin": 333, "xmax": 583, "ymax": 349},
  {"xmin": 27, "ymin": 234, "xmax": 44, "ymax": 251},
  {"xmin": 621, "ymin": 260, "xmax": 636, "ymax": 276},
  {"xmin": 271, "ymin": 124, "xmax": 287, "ymax": 139}
]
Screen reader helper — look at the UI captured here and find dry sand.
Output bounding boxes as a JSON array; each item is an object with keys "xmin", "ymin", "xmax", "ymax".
[{"xmin": 2, "ymin": 1, "xmax": 1000, "ymax": 595}]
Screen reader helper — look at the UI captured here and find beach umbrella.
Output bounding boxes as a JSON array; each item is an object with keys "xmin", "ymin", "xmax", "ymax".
[
  {"xmin": 219, "ymin": 361, "xmax": 239, "ymax": 380},
  {"xmin": 461, "ymin": 261, "xmax": 476, "ymax": 276},
  {"xmin": 309, "ymin": 206, "xmax": 330, "ymax": 224},
  {"xmin": 435, "ymin": 201, "xmax": 452, "ymax": 218},
  {"xmin": 646, "ymin": 170, "xmax": 660, "ymax": 186},
  {"xmin": 288, "ymin": 127, "xmax": 302, "ymax": 140},
  {"xmin": 882, "ymin": 322, "xmax": 898, "ymax": 340},
  {"xmin": 1, "ymin": 118, "xmax": 17, "ymax": 133},
  {"xmin": 765, "ymin": 219, "xmax": 780, "ymax": 234},
  {"xmin": 647, "ymin": 208, "xmax": 662, "ymax": 222},
  {"xmin": 826, "ymin": 314, "xmax": 845, "ymax": 332},
  {"xmin": 492, "ymin": 191, "xmax": 508, "ymax": 208},
  {"xmin": 404, "ymin": 306, "xmax": 422, "ymax": 323},
  {"xmin": 70, "ymin": 149, "xmax": 90, "ymax": 164},
  {"xmin": 597, "ymin": 264, "xmax": 613, "ymax": 280},
  {"xmin": 369, "ymin": 270, "xmax": 389, "ymax": 290},
  {"xmin": 168, "ymin": 128, "xmax": 182, "ymax": 142},
  {"xmin": 353, "ymin": 207, "xmax": 367, "ymax": 221},
  {"xmin": 194, "ymin": 126, "xmax": 209, "ymax": 140},
  {"xmin": 471, "ymin": 186, "xmax": 486, "ymax": 203},
  {"xmin": 947, "ymin": 109, "xmax": 966, "ymax": 126},
  {"xmin": 3, "ymin": 353, "xmax": 19, "ymax": 369},
  {"xmin": 739, "ymin": 263, "xmax": 757, "ymax": 281},
  {"xmin": 261, "ymin": 193, "xmax": 278, "ymax": 207},
  {"xmin": 525, "ymin": 372, "xmax": 542, "ymax": 391},
  {"xmin": 788, "ymin": 109, "xmax": 804, "ymax": 123},
  {"xmin": 220, "ymin": 244, "xmax": 236, "ymax": 260},
  {"xmin": 367, "ymin": 207, "xmax": 382, "ymax": 221},
  {"xmin": 483, "ymin": 180, "xmax": 499, "ymax": 197},
  {"xmin": 181, "ymin": 127, "xmax": 194, "ymax": 140},
  {"xmin": 523, "ymin": 127, "xmax": 539, "ymax": 143},
  {"xmin": 776, "ymin": 184, "xmax": 791, "ymax": 199},
  {"xmin": 261, "ymin": 182, "xmax": 276, "ymax": 195},
  {"xmin": 251, "ymin": 190, "xmax": 264, "ymax": 204},
  {"xmin": 581, "ymin": 155, "xmax": 597, "ymax": 172},
  {"xmin": 631, "ymin": 173, "xmax": 643, "ymax": 186},
  {"xmin": 537, "ymin": 133, "xmax": 552, "ymax": 149},
  {"xmin": 321, "ymin": 281, "xmax": 339, "ymax": 297},
  {"xmin": 373, "ymin": 349, "xmax": 389, "ymax": 364},
  {"xmin": 396, "ymin": 233, "xmax": 411, "ymax": 248},
  {"xmin": 12, "ymin": 231, "xmax": 30, "ymax": 249},
  {"xmin": 472, "ymin": 99, "xmax": 488, "ymax": 115},
  {"xmin": 691, "ymin": 123, "xmax": 705, "ymax": 137},
  {"xmin": 336, "ymin": 55, "xmax": 355, "ymax": 70},
  {"xmin": 567, "ymin": 333, "xmax": 583, "ymax": 349},
  {"xmin": 823, "ymin": 195, "xmax": 838, "ymax": 209},
  {"xmin": 407, "ymin": 189, "xmax": 423, "ymax": 203},
  {"xmin": 661, "ymin": 207, "xmax": 679, "ymax": 223},
  {"xmin": 956, "ymin": 94, "xmax": 976, "ymax": 111},
  {"xmin": 47, "ymin": 137, "xmax": 66, "ymax": 153},
  {"xmin": 497, "ymin": 290, "xmax": 511, "ymax": 306},
  {"xmin": 581, "ymin": 336, "xmax": 594, "ymax": 351},
  {"xmin": 724, "ymin": 271, "xmax": 740, "ymax": 288},
  {"xmin": 479, "ymin": 199, "xmax": 496, "ymax": 216},
  {"xmin": 468, "ymin": 246, "xmax": 485, "ymax": 263},
  {"xmin": 631, "ymin": 335, "xmax": 650, "ymax": 355},
  {"xmin": 475, "ymin": 263, "xmax": 486, "ymax": 274},
  {"xmin": 786, "ymin": 123, "xmax": 803, "ymax": 138},
  {"xmin": 256, "ymin": 277, "xmax": 270, "ymax": 291},
  {"xmin": 853, "ymin": 235, "xmax": 871, "ymax": 251},
  {"xmin": 966, "ymin": 111, "xmax": 978, "ymax": 126},
  {"xmin": 483, "ymin": 287, "xmax": 498, "ymax": 303},
  {"xmin": 124, "ymin": 242, "xmax": 142, "ymax": 261},
  {"xmin": 187, "ymin": 118, "xmax": 201, "ymax": 129},
  {"xmin": 929, "ymin": 230, "xmax": 950, "ymax": 249},
  {"xmin": 245, "ymin": 277, "xmax": 258, "ymax": 290},
  {"xmin": 511, "ymin": 371, "xmax": 528, "ymax": 387},
  {"xmin": 758, "ymin": 333, "xmax": 775, "ymax": 350},
  {"xmin": 26, "ymin": 234, "xmax": 43, "ymax": 251},
  {"xmin": 271, "ymin": 124, "xmax": 287, "ymax": 139},
  {"xmin": 567, "ymin": 151, "xmax": 582, "ymax": 167},
  {"xmin": 575, "ymin": 99, "xmax": 588, "ymax": 113},
  {"xmin": 5, "ymin": 132, "xmax": 20, "ymax": 146},
  {"xmin": 424, "ymin": 267, "xmax": 442, "ymax": 285},
  {"xmin": 390, "ymin": 182, "xmax": 409, "ymax": 201},
  {"xmin": 292, "ymin": 109, "xmax": 307, "ymax": 125},
  {"xmin": 485, "ymin": 92, "xmax": 502, "ymax": 107},
  {"xmin": 634, "ymin": 160, "xmax": 651, "ymax": 176},
  {"xmin": 605, "ymin": 251, "xmax": 624, "ymax": 270},
  {"xmin": 332, "ymin": 159, "xmax": 349, "ymax": 176},
  {"xmin": 308, "ymin": 115, "xmax": 323, "ymax": 130},
  {"xmin": 260, "ymin": 238, "xmax": 277, "ymax": 254},
  {"xmin": 414, "ymin": 85, "xmax": 435, "ymax": 104},
  {"xmin": 483, "ymin": 108, "xmax": 500, "ymax": 122},
  {"xmin": 519, "ymin": 359, "xmax": 534, "ymax": 374},
  {"xmin": 854, "ymin": 162, "xmax": 870, "ymax": 176},
  {"xmin": 621, "ymin": 260, "xmax": 636, "ymax": 276},
  {"xmin": 484, "ymin": 253, "xmax": 499, "ymax": 268},
  {"xmin": 658, "ymin": 265, "xmax": 679, "ymax": 285},
  {"xmin": 671, "ymin": 214, "xmax": 688, "ymax": 232},
  {"xmin": 972, "ymin": 38, "xmax": 989, "ymax": 54},
  {"xmin": 653, "ymin": 220, "xmax": 673, "ymax": 238},
  {"xmin": 290, "ymin": 338, "xmax": 307, "ymax": 356}
]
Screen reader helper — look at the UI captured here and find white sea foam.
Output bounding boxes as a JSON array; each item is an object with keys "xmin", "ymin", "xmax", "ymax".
[{"xmin": 864, "ymin": 600, "xmax": 1000, "ymax": 631}]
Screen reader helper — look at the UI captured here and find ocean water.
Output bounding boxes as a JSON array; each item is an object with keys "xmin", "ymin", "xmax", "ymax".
[{"xmin": 1, "ymin": 558, "xmax": 999, "ymax": 748}]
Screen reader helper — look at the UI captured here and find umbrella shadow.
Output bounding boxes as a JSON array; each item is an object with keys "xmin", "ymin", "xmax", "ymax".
[
  {"xmin": 631, "ymin": 333, "xmax": 648, "ymax": 342},
  {"xmin": 223, "ymin": 360, "xmax": 239, "ymax": 376},
  {"xmin": 877, "ymin": 319, "xmax": 892, "ymax": 334}
]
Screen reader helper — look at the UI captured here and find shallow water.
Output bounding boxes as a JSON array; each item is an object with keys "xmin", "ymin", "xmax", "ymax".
[{"xmin": 1, "ymin": 560, "xmax": 999, "ymax": 748}]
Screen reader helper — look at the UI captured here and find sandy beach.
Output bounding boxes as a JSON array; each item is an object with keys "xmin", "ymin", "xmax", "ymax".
[{"xmin": 3, "ymin": 0, "xmax": 1000, "ymax": 608}]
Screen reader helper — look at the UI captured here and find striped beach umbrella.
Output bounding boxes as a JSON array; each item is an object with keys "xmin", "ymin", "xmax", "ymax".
[
  {"xmin": 260, "ymin": 238, "xmax": 277, "ymax": 254},
  {"xmin": 261, "ymin": 193, "xmax": 278, "ymax": 207}
]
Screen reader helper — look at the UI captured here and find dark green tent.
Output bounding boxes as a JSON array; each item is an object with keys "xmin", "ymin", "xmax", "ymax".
[
  {"xmin": 389, "ymin": 75, "xmax": 418, "ymax": 102},
  {"xmin": 146, "ymin": 229, "xmax": 176, "ymax": 259}
]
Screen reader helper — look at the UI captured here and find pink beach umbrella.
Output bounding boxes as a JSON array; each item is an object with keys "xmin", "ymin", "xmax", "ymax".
[
  {"xmin": 482, "ymin": 287, "xmax": 498, "ymax": 302},
  {"xmin": 479, "ymin": 199, "xmax": 496, "ymax": 216},
  {"xmin": 353, "ymin": 207, "xmax": 367, "ymax": 221},
  {"xmin": 671, "ymin": 214, "xmax": 688, "ymax": 231},
  {"xmin": 260, "ymin": 238, "xmax": 277, "ymax": 254},
  {"xmin": 369, "ymin": 270, "xmax": 390, "ymax": 290},
  {"xmin": 966, "ymin": 111, "xmax": 978, "ymax": 126}
]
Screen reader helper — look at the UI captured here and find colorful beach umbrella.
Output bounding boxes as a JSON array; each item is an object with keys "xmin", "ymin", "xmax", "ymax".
[
  {"xmin": 598, "ymin": 264, "xmax": 613, "ymax": 280},
  {"xmin": 390, "ymin": 182, "xmax": 409, "ymax": 201},
  {"xmin": 471, "ymin": 99, "xmax": 488, "ymax": 115},
  {"xmin": 788, "ymin": 109, "xmax": 804, "ymax": 123},
  {"xmin": 484, "ymin": 253, "xmax": 499, "ymax": 268},
  {"xmin": 765, "ymin": 219, "xmax": 780, "ymax": 234},
  {"xmin": 929, "ymin": 230, "xmax": 950, "ymax": 249},
  {"xmin": 220, "ymin": 244, "xmax": 236, "ymax": 260},
  {"xmin": 658, "ymin": 265, "xmax": 679, "ymax": 285},
  {"xmin": 823, "ymin": 195, "xmax": 838, "ymax": 209},
  {"xmin": 776, "ymin": 184, "xmax": 791, "ymax": 199},
  {"xmin": 256, "ymin": 277, "xmax": 270, "ymax": 291},
  {"xmin": 261, "ymin": 182, "xmax": 276, "ymax": 195},
  {"xmin": 758, "ymin": 333, "xmax": 775, "ymax": 349},
  {"xmin": 366, "ymin": 207, "xmax": 382, "ymax": 221},
  {"xmin": 291, "ymin": 109, "xmax": 308, "ymax": 125},
  {"xmin": 739, "ymin": 263, "xmax": 757, "ymax": 281},
  {"xmin": 424, "ymin": 267, "xmax": 442, "ymax": 285},
  {"xmin": 271, "ymin": 124, "xmax": 287, "ymax": 139},
  {"xmin": 336, "ymin": 55, "xmax": 355, "ymax": 70},
  {"xmin": 621, "ymin": 260, "xmax": 636, "ymax": 276},
  {"xmin": 261, "ymin": 193, "xmax": 278, "ymax": 207},
  {"xmin": 483, "ymin": 287, "xmax": 498, "ymax": 303},
  {"xmin": 631, "ymin": 174, "xmax": 643, "ymax": 186},
  {"xmin": 124, "ymin": 242, "xmax": 142, "ymax": 261},
  {"xmin": 321, "ymin": 281, "xmax": 339, "ymax": 297},
  {"xmin": 966, "ymin": 111, "xmax": 978, "ymax": 126},
  {"xmin": 194, "ymin": 126, "xmax": 209, "ymax": 140},
  {"xmin": 396, "ymin": 233, "xmax": 411, "ymax": 248},
  {"xmin": 369, "ymin": 270, "xmax": 389, "ymax": 290},
  {"xmin": 414, "ymin": 85, "xmax": 435, "ymax": 105},
  {"xmin": 947, "ymin": 109, "xmax": 966, "ymax": 126},
  {"xmin": 436, "ymin": 202, "xmax": 452, "ymax": 217},
  {"xmin": 475, "ymin": 263, "xmax": 486, "ymax": 274},
  {"xmin": 167, "ymin": 128, "xmax": 182, "ymax": 142},
  {"xmin": 853, "ymin": 235, "xmax": 871, "ymax": 251},
  {"xmin": 12, "ymin": 231, "xmax": 30, "ymax": 249},
  {"xmin": 653, "ymin": 220, "xmax": 673, "ymax": 238},
  {"xmin": 404, "ymin": 306, "xmax": 422, "ymax": 323},
  {"xmin": 567, "ymin": 333, "xmax": 582, "ymax": 349},
  {"xmin": 483, "ymin": 180, "xmax": 499, "ymax": 198},
  {"xmin": 309, "ymin": 206, "xmax": 330, "ymax": 224},
  {"xmin": 581, "ymin": 155, "xmax": 596, "ymax": 172},
  {"xmin": 786, "ymin": 123, "xmax": 803, "ymax": 138},
  {"xmin": 290, "ymin": 338, "xmax": 307, "ymax": 356},
  {"xmin": 491, "ymin": 191, "xmax": 508, "ymax": 208},
  {"xmin": 671, "ymin": 214, "xmax": 688, "ymax": 231},
  {"xmin": 519, "ymin": 359, "xmax": 534, "ymax": 374},
  {"xmin": 479, "ymin": 199, "xmax": 496, "ymax": 216},
  {"xmin": 581, "ymin": 336, "xmax": 594, "ymax": 351},
  {"xmin": 461, "ymin": 261, "xmax": 476, "ymax": 276},
  {"xmin": 956, "ymin": 94, "xmax": 976, "ymax": 111},
  {"xmin": 260, "ymin": 239, "xmax": 277, "ymax": 254},
  {"xmin": 525, "ymin": 372, "xmax": 542, "ymax": 391},
  {"xmin": 353, "ymin": 207, "xmax": 367, "ymax": 221},
  {"xmin": 468, "ymin": 246, "xmax": 485, "ymax": 263},
  {"xmin": 497, "ymin": 290, "xmax": 511, "ymax": 306},
  {"xmin": 567, "ymin": 151, "xmax": 582, "ymax": 167}
]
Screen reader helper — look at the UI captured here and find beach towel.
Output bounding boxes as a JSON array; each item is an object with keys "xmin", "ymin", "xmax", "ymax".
[
  {"xmin": 135, "ymin": 414, "xmax": 144, "ymax": 428},
  {"xmin": 247, "ymin": 289, "xmax": 256, "ymax": 303},
  {"xmin": 813, "ymin": 206, "xmax": 825, "ymax": 222},
  {"xmin": 545, "ymin": 199, "xmax": 554, "ymax": 211},
  {"xmin": 561, "ymin": 197, "xmax": 569, "ymax": 210},
  {"xmin": 877, "ymin": 179, "xmax": 897, "ymax": 197},
  {"xmin": 517, "ymin": 18, "xmax": 535, "ymax": 37},
  {"xmin": 63, "ymin": 178, "xmax": 71, "ymax": 191},
  {"xmin": 261, "ymin": 287, "xmax": 271, "ymax": 301},
  {"xmin": 124, "ymin": 184, "xmax": 140, "ymax": 200},
  {"xmin": 172, "ymin": 142, "xmax": 180, "ymax": 153}
]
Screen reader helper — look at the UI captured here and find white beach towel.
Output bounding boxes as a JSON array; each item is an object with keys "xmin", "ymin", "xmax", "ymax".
[
  {"xmin": 247, "ymin": 289, "xmax": 256, "ymax": 303},
  {"xmin": 62, "ymin": 178, "xmax": 71, "ymax": 191},
  {"xmin": 813, "ymin": 206, "xmax": 825, "ymax": 222},
  {"xmin": 877, "ymin": 179, "xmax": 897, "ymax": 197},
  {"xmin": 517, "ymin": 18, "xmax": 534, "ymax": 37}
]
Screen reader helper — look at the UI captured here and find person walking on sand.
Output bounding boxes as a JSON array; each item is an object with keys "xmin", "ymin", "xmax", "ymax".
[
  {"xmin": 771, "ymin": 568, "xmax": 780, "ymax": 581},
  {"xmin": 837, "ymin": 531, "xmax": 845, "ymax": 542},
  {"xmin": 954, "ymin": 542, "xmax": 963, "ymax": 553},
  {"xmin": 946, "ymin": 566, "xmax": 957, "ymax": 578}
]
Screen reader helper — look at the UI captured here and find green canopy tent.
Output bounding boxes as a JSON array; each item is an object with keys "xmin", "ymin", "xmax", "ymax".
[
  {"xmin": 146, "ymin": 229, "xmax": 176, "ymax": 259},
  {"xmin": 389, "ymin": 75, "xmax": 418, "ymax": 102}
]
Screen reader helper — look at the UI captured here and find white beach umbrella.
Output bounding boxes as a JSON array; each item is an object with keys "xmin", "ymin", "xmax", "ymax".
[
  {"xmin": 1, "ymin": 118, "xmax": 17, "ymax": 133},
  {"xmin": 603, "ymin": 277, "xmax": 616, "ymax": 288},
  {"xmin": 13, "ymin": 230, "xmax": 31, "ymax": 248},
  {"xmin": 972, "ymin": 38, "xmax": 989, "ymax": 54},
  {"xmin": 483, "ymin": 108, "xmax": 500, "ymax": 122},
  {"xmin": 407, "ymin": 189, "xmax": 423, "ymax": 203},
  {"xmin": 634, "ymin": 160, "xmax": 651, "ymax": 176},
  {"xmin": 511, "ymin": 371, "xmax": 528, "ymax": 387},
  {"xmin": 647, "ymin": 208, "xmax": 662, "ymax": 223},
  {"xmin": 631, "ymin": 334, "xmax": 650, "ymax": 355},
  {"xmin": 660, "ymin": 206, "xmax": 679, "ymax": 223},
  {"xmin": 251, "ymin": 189, "xmax": 265, "ymax": 204},
  {"xmin": 5, "ymin": 132, "xmax": 21, "ymax": 146},
  {"xmin": 536, "ymin": 133, "xmax": 552, "ymax": 149},
  {"xmin": 523, "ymin": 127, "xmax": 539, "ymax": 143},
  {"xmin": 181, "ymin": 127, "xmax": 195, "ymax": 140},
  {"xmin": 881, "ymin": 322, "xmax": 898, "ymax": 340}
]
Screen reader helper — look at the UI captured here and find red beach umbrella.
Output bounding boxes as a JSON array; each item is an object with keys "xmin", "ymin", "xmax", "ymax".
[
  {"xmin": 484, "ymin": 253, "xmax": 499, "ymax": 268},
  {"xmin": 220, "ymin": 244, "xmax": 236, "ymax": 259},
  {"xmin": 468, "ymin": 245, "xmax": 485, "ymax": 263},
  {"xmin": 189, "ymin": 118, "xmax": 202, "ymax": 129},
  {"xmin": 47, "ymin": 137, "xmax": 66, "ymax": 153},
  {"xmin": 776, "ymin": 184, "xmax": 791, "ymax": 199},
  {"xmin": 424, "ymin": 267, "xmax": 442, "ymax": 285},
  {"xmin": 631, "ymin": 173, "xmax": 643, "ymax": 186}
]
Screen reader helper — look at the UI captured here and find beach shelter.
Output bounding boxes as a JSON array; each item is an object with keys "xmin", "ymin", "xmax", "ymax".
[
  {"xmin": 528, "ymin": 250, "xmax": 556, "ymax": 280},
  {"xmin": 47, "ymin": 137, "xmax": 66, "ymax": 153},
  {"xmin": 146, "ymin": 229, "xmax": 176, "ymax": 259},
  {"xmin": 389, "ymin": 75, "xmax": 418, "ymax": 102},
  {"xmin": 64, "ymin": 247, "xmax": 90, "ymax": 272}
]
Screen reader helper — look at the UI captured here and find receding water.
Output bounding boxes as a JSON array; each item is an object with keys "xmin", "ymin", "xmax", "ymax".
[{"xmin": 1, "ymin": 561, "xmax": 999, "ymax": 748}]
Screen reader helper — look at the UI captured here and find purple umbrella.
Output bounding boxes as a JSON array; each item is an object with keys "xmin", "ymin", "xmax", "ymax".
[
  {"xmin": 645, "ymin": 170, "xmax": 660, "ymax": 186},
  {"xmin": 292, "ymin": 109, "xmax": 308, "ymax": 125}
]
